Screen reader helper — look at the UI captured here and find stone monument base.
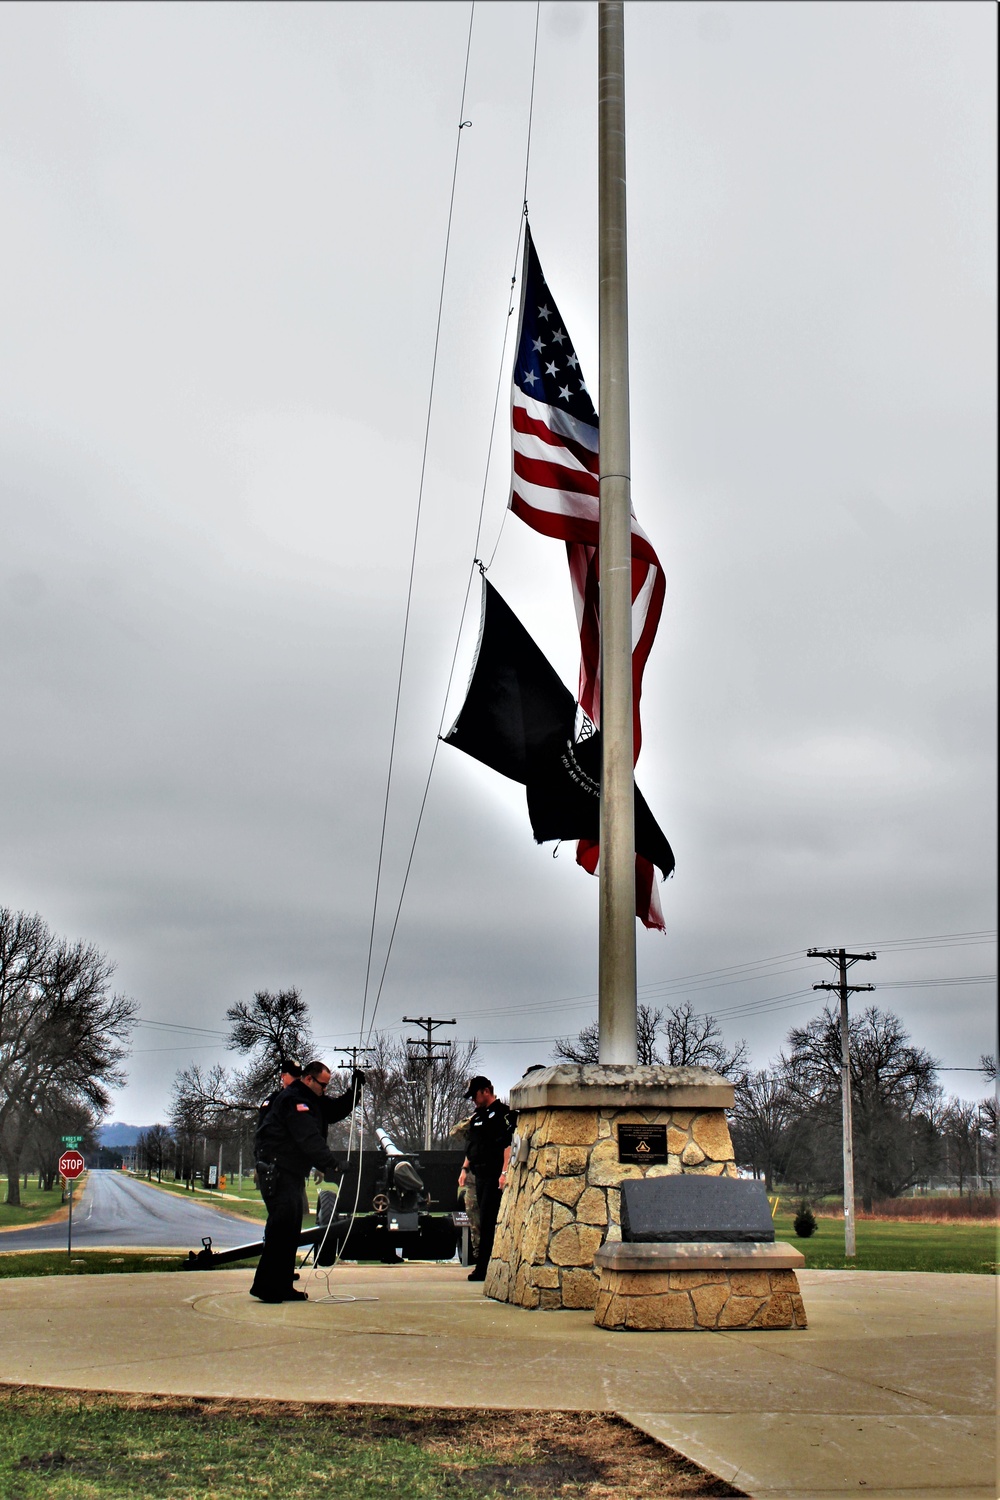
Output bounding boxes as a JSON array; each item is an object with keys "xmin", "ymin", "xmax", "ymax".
[
  {"xmin": 593, "ymin": 1240, "xmax": 807, "ymax": 1331},
  {"xmin": 485, "ymin": 1064, "xmax": 737, "ymax": 1311}
]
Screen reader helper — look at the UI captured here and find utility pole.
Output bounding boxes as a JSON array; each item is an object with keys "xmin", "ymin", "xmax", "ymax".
[
  {"xmin": 402, "ymin": 1016, "xmax": 456, "ymax": 1150},
  {"xmin": 597, "ymin": 0, "xmax": 637, "ymax": 1065},
  {"xmin": 336, "ymin": 1045, "xmax": 376, "ymax": 1073},
  {"xmin": 808, "ymin": 947, "xmax": 876, "ymax": 1257}
]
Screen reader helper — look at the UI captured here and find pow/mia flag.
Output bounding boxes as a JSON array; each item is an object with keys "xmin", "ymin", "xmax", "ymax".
[{"xmin": 444, "ymin": 580, "xmax": 673, "ymax": 927}]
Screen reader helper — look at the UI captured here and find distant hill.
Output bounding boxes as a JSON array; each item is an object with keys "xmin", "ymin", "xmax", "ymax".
[{"xmin": 97, "ymin": 1122, "xmax": 147, "ymax": 1147}]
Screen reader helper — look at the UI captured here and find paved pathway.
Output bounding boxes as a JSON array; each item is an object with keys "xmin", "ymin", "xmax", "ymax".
[
  {"xmin": 0, "ymin": 1170, "xmax": 259, "ymax": 1252},
  {"xmin": 0, "ymin": 1263, "xmax": 993, "ymax": 1498}
]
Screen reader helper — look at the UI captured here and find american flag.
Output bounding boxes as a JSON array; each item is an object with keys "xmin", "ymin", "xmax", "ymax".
[{"xmin": 509, "ymin": 225, "xmax": 667, "ymax": 930}]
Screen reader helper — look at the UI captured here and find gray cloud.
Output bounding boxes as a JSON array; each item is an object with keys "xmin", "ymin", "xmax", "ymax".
[{"xmin": 0, "ymin": 2, "xmax": 994, "ymax": 1121}]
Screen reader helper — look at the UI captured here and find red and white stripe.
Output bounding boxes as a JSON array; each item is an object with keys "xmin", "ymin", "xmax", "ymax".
[
  {"xmin": 510, "ymin": 387, "xmax": 665, "ymax": 760},
  {"xmin": 510, "ymin": 390, "xmax": 667, "ymax": 931}
]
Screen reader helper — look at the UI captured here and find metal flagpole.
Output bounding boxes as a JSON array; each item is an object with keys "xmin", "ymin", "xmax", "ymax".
[{"xmin": 598, "ymin": 0, "xmax": 637, "ymax": 1064}]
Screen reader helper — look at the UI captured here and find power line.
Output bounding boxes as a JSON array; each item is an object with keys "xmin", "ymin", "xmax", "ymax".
[
  {"xmin": 880, "ymin": 976, "xmax": 996, "ymax": 988},
  {"xmin": 361, "ymin": 10, "xmax": 543, "ymax": 1042},
  {"xmin": 132, "ymin": 1019, "xmax": 228, "ymax": 1037},
  {"xmin": 130, "ymin": 1043, "xmax": 228, "ymax": 1055},
  {"xmin": 132, "ymin": 931, "xmax": 995, "ymax": 1065},
  {"xmin": 357, "ymin": 3, "xmax": 476, "ymax": 1048},
  {"xmin": 853, "ymin": 929, "xmax": 995, "ymax": 946}
]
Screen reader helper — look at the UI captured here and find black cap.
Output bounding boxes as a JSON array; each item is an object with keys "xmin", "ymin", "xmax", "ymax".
[
  {"xmin": 463, "ymin": 1075, "xmax": 493, "ymax": 1098},
  {"xmin": 280, "ymin": 1059, "xmax": 302, "ymax": 1078}
]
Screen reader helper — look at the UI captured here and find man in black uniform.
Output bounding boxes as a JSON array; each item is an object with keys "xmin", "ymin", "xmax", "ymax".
[
  {"xmin": 256, "ymin": 1058, "xmax": 302, "ymax": 1128},
  {"xmin": 250, "ymin": 1059, "xmax": 363, "ymax": 1302},
  {"xmin": 457, "ymin": 1075, "xmax": 514, "ymax": 1282}
]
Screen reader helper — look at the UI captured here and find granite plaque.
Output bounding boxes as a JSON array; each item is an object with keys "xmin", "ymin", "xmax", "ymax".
[
  {"xmin": 617, "ymin": 1123, "xmax": 669, "ymax": 1163},
  {"xmin": 620, "ymin": 1175, "xmax": 775, "ymax": 1243}
]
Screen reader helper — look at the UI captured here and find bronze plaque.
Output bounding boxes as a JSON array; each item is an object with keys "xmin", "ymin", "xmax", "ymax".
[{"xmin": 617, "ymin": 1123, "xmax": 668, "ymax": 1163}]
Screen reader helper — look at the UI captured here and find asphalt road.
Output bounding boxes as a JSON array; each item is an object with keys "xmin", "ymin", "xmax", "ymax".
[{"xmin": 0, "ymin": 1170, "xmax": 261, "ymax": 1253}]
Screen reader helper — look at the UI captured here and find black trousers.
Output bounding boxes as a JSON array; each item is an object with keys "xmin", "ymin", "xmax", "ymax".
[
  {"xmin": 473, "ymin": 1165, "xmax": 503, "ymax": 1276},
  {"xmin": 250, "ymin": 1167, "xmax": 304, "ymax": 1299}
]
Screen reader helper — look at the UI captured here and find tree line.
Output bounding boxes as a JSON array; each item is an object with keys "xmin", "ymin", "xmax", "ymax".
[
  {"xmin": 147, "ymin": 987, "xmax": 480, "ymax": 1186},
  {"xmin": 0, "ymin": 908, "xmax": 136, "ymax": 1204},
  {"xmin": 5, "ymin": 900, "xmax": 992, "ymax": 1207},
  {"xmin": 556, "ymin": 999, "xmax": 997, "ymax": 1204}
]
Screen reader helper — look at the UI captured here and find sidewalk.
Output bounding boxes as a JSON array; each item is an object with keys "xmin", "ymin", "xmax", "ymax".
[{"xmin": 0, "ymin": 1263, "xmax": 993, "ymax": 1498}]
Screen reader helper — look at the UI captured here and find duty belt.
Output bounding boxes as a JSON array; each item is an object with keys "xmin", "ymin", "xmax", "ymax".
[{"xmin": 254, "ymin": 1158, "xmax": 281, "ymax": 1194}]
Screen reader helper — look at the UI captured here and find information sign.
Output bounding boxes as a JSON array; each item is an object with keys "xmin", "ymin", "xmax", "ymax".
[{"xmin": 616, "ymin": 1124, "xmax": 669, "ymax": 1164}]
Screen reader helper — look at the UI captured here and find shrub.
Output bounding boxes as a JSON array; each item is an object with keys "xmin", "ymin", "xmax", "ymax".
[{"xmin": 793, "ymin": 1201, "xmax": 817, "ymax": 1238}]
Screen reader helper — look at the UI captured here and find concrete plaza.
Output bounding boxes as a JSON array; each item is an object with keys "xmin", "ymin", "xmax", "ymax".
[{"xmin": 0, "ymin": 1261, "xmax": 994, "ymax": 1498}]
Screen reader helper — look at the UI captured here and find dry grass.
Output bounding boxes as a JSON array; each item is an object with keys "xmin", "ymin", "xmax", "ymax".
[
  {"xmin": 0, "ymin": 1387, "xmax": 746, "ymax": 1499},
  {"xmin": 857, "ymin": 1195, "xmax": 998, "ymax": 1223}
]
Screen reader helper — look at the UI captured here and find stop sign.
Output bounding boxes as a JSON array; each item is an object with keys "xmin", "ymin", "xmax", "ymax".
[{"xmin": 58, "ymin": 1151, "xmax": 85, "ymax": 1179}]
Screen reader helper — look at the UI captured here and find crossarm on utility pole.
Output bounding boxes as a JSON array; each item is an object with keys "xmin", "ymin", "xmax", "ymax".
[{"xmin": 336, "ymin": 1045, "xmax": 376, "ymax": 1073}]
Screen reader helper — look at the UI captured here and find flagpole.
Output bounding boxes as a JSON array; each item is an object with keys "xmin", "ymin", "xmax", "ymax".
[{"xmin": 597, "ymin": 0, "xmax": 637, "ymax": 1065}]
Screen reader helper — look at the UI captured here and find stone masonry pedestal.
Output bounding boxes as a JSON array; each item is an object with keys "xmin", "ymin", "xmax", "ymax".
[
  {"xmin": 593, "ymin": 1240, "xmax": 808, "ymax": 1330},
  {"xmin": 485, "ymin": 1063, "xmax": 738, "ymax": 1311}
]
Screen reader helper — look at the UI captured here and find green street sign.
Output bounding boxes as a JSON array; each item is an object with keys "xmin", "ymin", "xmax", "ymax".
[{"xmin": 61, "ymin": 1135, "xmax": 83, "ymax": 1146}]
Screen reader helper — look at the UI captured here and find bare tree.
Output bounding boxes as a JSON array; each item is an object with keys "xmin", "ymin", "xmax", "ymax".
[
  {"xmin": 553, "ymin": 1021, "xmax": 599, "ymax": 1065},
  {"xmin": 978, "ymin": 1095, "xmax": 997, "ymax": 1188},
  {"xmin": 360, "ymin": 1032, "xmax": 480, "ymax": 1151},
  {"xmin": 225, "ymin": 988, "xmax": 313, "ymax": 1102},
  {"xmin": 0, "ymin": 908, "xmax": 136, "ymax": 1205},
  {"xmin": 554, "ymin": 1005, "xmax": 666, "ymax": 1066},
  {"xmin": 137, "ymin": 1123, "xmax": 174, "ymax": 1182},
  {"xmin": 780, "ymin": 1004, "xmax": 940, "ymax": 1209},
  {"xmin": 730, "ymin": 1069, "xmax": 792, "ymax": 1192},
  {"xmin": 169, "ymin": 1063, "xmax": 236, "ymax": 1187},
  {"xmin": 171, "ymin": 1062, "xmax": 235, "ymax": 1117},
  {"xmin": 941, "ymin": 1100, "xmax": 981, "ymax": 1195},
  {"xmin": 661, "ymin": 1001, "xmax": 749, "ymax": 1076},
  {"xmin": 0, "ymin": 1082, "xmax": 98, "ymax": 1195},
  {"xmin": 554, "ymin": 1000, "xmax": 747, "ymax": 1076}
]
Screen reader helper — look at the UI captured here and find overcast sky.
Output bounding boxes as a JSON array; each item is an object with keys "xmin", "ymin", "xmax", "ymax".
[{"xmin": 1, "ymin": 1, "xmax": 995, "ymax": 1125}]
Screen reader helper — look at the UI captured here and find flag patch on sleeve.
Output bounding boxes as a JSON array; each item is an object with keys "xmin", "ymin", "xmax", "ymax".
[{"xmin": 296, "ymin": 1103, "xmax": 309, "ymax": 1111}]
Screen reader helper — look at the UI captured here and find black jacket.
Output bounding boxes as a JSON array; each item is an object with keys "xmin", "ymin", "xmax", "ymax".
[
  {"xmin": 465, "ymin": 1098, "xmax": 515, "ymax": 1171},
  {"xmin": 255, "ymin": 1077, "xmax": 359, "ymax": 1178},
  {"xmin": 256, "ymin": 1076, "xmax": 361, "ymax": 1132}
]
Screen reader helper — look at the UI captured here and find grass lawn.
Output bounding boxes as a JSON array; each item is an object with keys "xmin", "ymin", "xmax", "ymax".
[
  {"xmin": 773, "ymin": 1211, "xmax": 997, "ymax": 1274},
  {"xmin": 0, "ymin": 1182, "xmax": 69, "ymax": 1230},
  {"xmin": 0, "ymin": 1388, "xmax": 742, "ymax": 1500},
  {"xmin": 0, "ymin": 1251, "xmax": 259, "ymax": 1279},
  {"xmin": 127, "ymin": 1174, "xmax": 278, "ymax": 1225},
  {"xmin": 131, "ymin": 1171, "xmax": 348, "ymax": 1225}
]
